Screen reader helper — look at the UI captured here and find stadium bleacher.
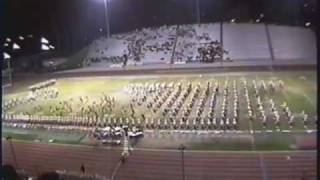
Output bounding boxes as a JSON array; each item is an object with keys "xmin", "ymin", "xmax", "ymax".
[{"xmin": 82, "ymin": 23, "xmax": 316, "ymax": 69}]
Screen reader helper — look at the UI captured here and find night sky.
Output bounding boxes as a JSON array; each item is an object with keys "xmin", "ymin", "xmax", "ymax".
[{"xmin": 2, "ymin": 0, "xmax": 316, "ymax": 57}]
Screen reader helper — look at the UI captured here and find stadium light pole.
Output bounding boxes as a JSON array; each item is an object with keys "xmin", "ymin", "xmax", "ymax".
[
  {"xmin": 103, "ymin": 0, "xmax": 111, "ymax": 38},
  {"xmin": 179, "ymin": 144, "xmax": 186, "ymax": 180},
  {"xmin": 6, "ymin": 136, "xmax": 19, "ymax": 169},
  {"xmin": 4, "ymin": 52, "xmax": 12, "ymax": 86},
  {"xmin": 264, "ymin": 23, "xmax": 274, "ymax": 71},
  {"xmin": 220, "ymin": 20, "xmax": 223, "ymax": 68},
  {"xmin": 7, "ymin": 57, "xmax": 12, "ymax": 85},
  {"xmin": 196, "ymin": 0, "xmax": 200, "ymax": 24}
]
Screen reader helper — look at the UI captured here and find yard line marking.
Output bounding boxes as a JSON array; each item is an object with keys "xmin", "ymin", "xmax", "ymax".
[{"xmin": 246, "ymin": 104, "xmax": 269, "ymax": 180}]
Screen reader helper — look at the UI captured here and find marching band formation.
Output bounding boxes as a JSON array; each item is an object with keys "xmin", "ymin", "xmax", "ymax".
[
  {"xmin": 2, "ymin": 78, "xmax": 316, "ymax": 135},
  {"xmin": 3, "ymin": 85, "xmax": 59, "ymax": 113}
]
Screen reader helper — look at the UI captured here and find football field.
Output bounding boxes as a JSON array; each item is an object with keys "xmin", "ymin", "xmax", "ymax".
[{"xmin": 2, "ymin": 70, "xmax": 317, "ymax": 150}]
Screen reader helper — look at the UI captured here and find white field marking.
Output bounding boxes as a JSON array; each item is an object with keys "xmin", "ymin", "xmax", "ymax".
[
  {"xmin": 281, "ymin": 130, "xmax": 291, "ymax": 133},
  {"xmin": 287, "ymin": 87, "xmax": 316, "ymax": 109},
  {"xmin": 302, "ymin": 93, "xmax": 316, "ymax": 109},
  {"xmin": 58, "ymin": 72, "xmax": 277, "ymax": 81},
  {"xmin": 59, "ymin": 75, "xmax": 165, "ymax": 81},
  {"xmin": 306, "ymin": 130, "xmax": 315, "ymax": 133},
  {"xmin": 142, "ymin": 129, "xmax": 316, "ymax": 134}
]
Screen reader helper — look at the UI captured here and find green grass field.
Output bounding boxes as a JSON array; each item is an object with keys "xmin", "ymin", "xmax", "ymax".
[
  {"xmin": 4, "ymin": 71, "xmax": 317, "ymax": 125},
  {"xmin": 2, "ymin": 127, "xmax": 87, "ymax": 144},
  {"xmin": 2, "ymin": 70, "xmax": 317, "ymax": 150}
]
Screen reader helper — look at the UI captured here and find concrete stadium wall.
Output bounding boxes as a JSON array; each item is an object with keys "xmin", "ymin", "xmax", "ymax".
[
  {"xmin": 268, "ymin": 25, "xmax": 316, "ymax": 61},
  {"xmin": 223, "ymin": 23, "xmax": 271, "ymax": 61},
  {"xmin": 84, "ymin": 23, "xmax": 316, "ymax": 65}
]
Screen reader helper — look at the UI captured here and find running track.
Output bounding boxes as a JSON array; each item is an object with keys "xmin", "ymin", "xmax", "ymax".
[{"xmin": 2, "ymin": 140, "xmax": 317, "ymax": 180}]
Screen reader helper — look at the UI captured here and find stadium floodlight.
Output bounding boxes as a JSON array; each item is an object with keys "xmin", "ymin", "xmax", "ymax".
[
  {"xmin": 18, "ymin": 36, "xmax": 24, "ymax": 40},
  {"xmin": 305, "ymin": 22, "xmax": 311, "ymax": 27},
  {"xmin": 49, "ymin": 45, "xmax": 55, "ymax": 50},
  {"xmin": 230, "ymin": 18, "xmax": 236, "ymax": 23},
  {"xmin": 256, "ymin": 19, "xmax": 260, "ymax": 23},
  {"xmin": 41, "ymin": 44, "xmax": 50, "ymax": 50},
  {"xmin": 27, "ymin": 34, "xmax": 33, "ymax": 38},
  {"xmin": 4, "ymin": 43, "xmax": 9, "ymax": 47},
  {"xmin": 3, "ymin": 52, "xmax": 11, "ymax": 59},
  {"xmin": 41, "ymin": 37, "xmax": 49, "ymax": 44},
  {"xmin": 12, "ymin": 43, "xmax": 21, "ymax": 50},
  {"xmin": 6, "ymin": 38, "xmax": 11, "ymax": 42}
]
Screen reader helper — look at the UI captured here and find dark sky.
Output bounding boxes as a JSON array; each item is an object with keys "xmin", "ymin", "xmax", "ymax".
[{"xmin": 2, "ymin": 0, "xmax": 315, "ymax": 56}]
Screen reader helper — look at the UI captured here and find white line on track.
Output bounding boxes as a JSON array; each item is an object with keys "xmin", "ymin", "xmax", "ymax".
[
  {"xmin": 111, "ymin": 161, "xmax": 122, "ymax": 180},
  {"xmin": 132, "ymin": 147, "xmax": 317, "ymax": 154},
  {"xmin": 259, "ymin": 153, "xmax": 268, "ymax": 180}
]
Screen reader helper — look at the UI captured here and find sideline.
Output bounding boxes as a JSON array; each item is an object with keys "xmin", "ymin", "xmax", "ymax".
[
  {"xmin": 4, "ymin": 138, "xmax": 317, "ymax": 154},
  {"xmin": 130, "ymin": 147, "xmax": 317, "ymax": 154},
  {"xmin": 13, "ymin": 64, "xmax": 315, "ymax": 81}
]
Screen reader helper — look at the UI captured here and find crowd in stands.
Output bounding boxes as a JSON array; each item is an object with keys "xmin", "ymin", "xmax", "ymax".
[
  {"xmin": 84, "ymin": 56, "xmax": 125, "ymax": 65},
  {"xmin": 197, "ymin": 41, "xmax": 230, "ymax": 63},
  {"xmin": 83, "ymin": 37, "xmax": 129, "ymax": 67},
  {"xmin": 175, "ymin": 24, "xmax": 230, "ymax": 62},
  {"xmin": 83, "ymin": 23, "xmax": 230, "ymax": 67}
]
